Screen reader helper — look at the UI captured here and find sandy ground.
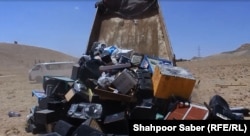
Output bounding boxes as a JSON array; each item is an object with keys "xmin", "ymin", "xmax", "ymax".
[
  {"xmin": 0, "ymin": 71, "xmax": 42, "ymax": 136},
  {"xmin": 178, "ymin": 57, "xmax": 250, "ymax": 109},
  {"xmin": 0, "ymin": 56, "xmax": 250, "ymax": 135}
]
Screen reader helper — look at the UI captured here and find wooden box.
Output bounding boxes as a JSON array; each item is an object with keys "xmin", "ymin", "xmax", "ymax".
[{"xmin": 152, "ymin": 65, "xmax": 196, "ymax": 100}]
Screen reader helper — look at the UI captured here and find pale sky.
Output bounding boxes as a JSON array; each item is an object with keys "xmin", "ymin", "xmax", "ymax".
[{"xmin": 0, "ymin": 0, "xmax": 249, "ymax": 59}]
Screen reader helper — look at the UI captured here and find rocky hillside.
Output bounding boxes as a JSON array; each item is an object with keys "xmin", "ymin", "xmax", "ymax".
[
  {"xmin": 221, "ymin": 43, "xmax": 250, "ymax": 56},
  {"xmin": 190, "ymin": 43, "xmax": 250, "ymax": 63}
]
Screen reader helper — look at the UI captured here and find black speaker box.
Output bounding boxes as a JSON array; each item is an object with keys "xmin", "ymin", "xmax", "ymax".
[
  {"xmin": 136, "ymin": 78, "xmax": 153, "ymax": 99},
  {"xmin": 53, "ymin": 120, "xmax": 75, "ymax": 136},
  {"xmin": 71, "ymin": 64, "xmax": 81, "ymax": 80},
  {"xmin": 34, "ymin": 109, "xmax": 59, "ymax": 125},
  {"xmin": 38, "ymin": 132, "xmax": 61, "ymax": 136},
  {"xmin": 72, "ymin": 124, "xmax": 105, "ymax": 136},
  {"xmin": 129, "ymin": 106, "xmax": 156, "ymax": 120},
  {"xmin": 103, "ymin": 112, "xmax": 129, "ymax": 135}
]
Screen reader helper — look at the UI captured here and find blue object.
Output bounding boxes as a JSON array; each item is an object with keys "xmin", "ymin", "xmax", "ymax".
[
  {"xmin": 32, "ymin": 90, "xmax": 46, "ymax": 101},
  {"xmin": 104, "ymin": 45, "xmax": 117, "ymax": 55},
  {"xmin": 139, "ymin": 55, "xmax": 172, "ymax": 73},
  {"xmin": 156, "ymin": 113, "xmax": 164, "ymax": 120}
]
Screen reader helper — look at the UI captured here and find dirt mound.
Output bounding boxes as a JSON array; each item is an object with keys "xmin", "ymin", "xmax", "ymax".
[
  {"xmin": 0, "ymin": 42, "xmax": 78, "ymax": 74},
  {"xmin": 193, "ymin": 43, "xmax": 250, "ymax": 63}
]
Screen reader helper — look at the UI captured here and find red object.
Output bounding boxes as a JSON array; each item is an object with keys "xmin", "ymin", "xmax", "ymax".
[{"xmin": 165, "ymin": 103, "xmax": 209, "ymax": 120}]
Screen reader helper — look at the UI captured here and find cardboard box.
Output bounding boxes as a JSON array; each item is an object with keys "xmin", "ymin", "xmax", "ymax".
[
  {"xmin": 164, "ymin": 103, "xmax": 209, "ymax": 120},
  {"xmin": 65, "ymin": 88, "xmax": 94, "ymax": 103},
  {"xmin": 152, "ymin": 65, "xmax": 196, "ymax": 100},
  {"xmin": 65, "ymin": 89, "xmax": 77, "ymax": 102}
]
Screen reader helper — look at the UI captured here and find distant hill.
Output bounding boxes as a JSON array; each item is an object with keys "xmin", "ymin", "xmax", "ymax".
[
  {"xmin": 192, "ymin": 43, "xmax": 250, "ymax": 61},
  {"xmin": 221, "ymin": 43, "xmax": 250, "ymax": 56},
  {"xmin": 190, "ymin": 56, "xmax": 202, "ymax": 60},
  {"xmin": 0, "ymin": 42, "xmax": 78, "ymax": 73},
  {"xmin": 235, "ymin": 43, "xmax": 250, "ymax": 51}
]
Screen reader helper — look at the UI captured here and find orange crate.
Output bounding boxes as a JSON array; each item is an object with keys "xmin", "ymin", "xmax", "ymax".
[{"xmin": 152, "ymin": 65, "xmax": 196, "ymax": 100}]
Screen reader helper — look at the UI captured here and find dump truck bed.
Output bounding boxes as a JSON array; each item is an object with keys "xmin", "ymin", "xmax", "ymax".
[{"xmin": 86, "ymin": 0, "xmax": 174, "ymax": 62}]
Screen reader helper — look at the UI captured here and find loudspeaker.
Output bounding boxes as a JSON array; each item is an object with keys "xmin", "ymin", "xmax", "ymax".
[
  {"xmin": 71, "ymin": 64, "xmax": 81, "ymax": 80},
  {"xmin": 72, "ymin": 124, "xmax": 105, "ymax": 136},
  {"xmin": 38, "ymin": 132, "xmax": 61, "ymax": 136},
  {"xmin": 34, "ymin": 109, "xmax": 59, "ymax": 124},
  {"xmin": 53, "ymin": 120, "xmax": 75, "ymax": 136},
  {"xmin": 130, "ymin": 106, "xmax": 156, "ymax": 120},
  {"xmin": 103, "ymin": 112, "xmax": 129, "ymax": 135},
  {"xmin": 136, "ymin": 69, "xmax": 152, "ymax": 79},
  {"xmin": 137, "ymin": 78, "xmax": 153, "ymax": 99},
  {"xmin": 101, "ymin": 50, "xmax": 112, "ymax": 64}
]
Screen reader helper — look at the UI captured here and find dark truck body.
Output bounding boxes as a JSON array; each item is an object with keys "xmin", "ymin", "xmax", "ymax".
[{"xmin": 86, "ymin": 0, "xmax": 174, "ymax": 63}]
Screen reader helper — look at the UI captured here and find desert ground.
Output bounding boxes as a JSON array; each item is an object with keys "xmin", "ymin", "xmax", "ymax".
[
  {"xmin": 179, "ymin": 56, "xmax": 250, "ymax": 109},
  {"xmin": 0, "ymin": 72, "xmax": 41, "ymax": 136},
  {"xmin": 0, "ymin": 43, "xmax": 77, "ymax": 136},
  {"xmin": 0, "ymin": 43, "xmax": 250, "ymax": 135}
]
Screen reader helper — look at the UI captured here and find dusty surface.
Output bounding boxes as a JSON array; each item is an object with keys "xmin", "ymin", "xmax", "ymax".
[
  {"xmin": 0, "ymin": 43, "xmax": 77, "ymax": 136},
  {"xmin": 178, "ymin": 56, "xmax": 250, "ymax": 109},
  {"xmin": 0, "ymin": 72, "xmax": 41, "ymax": 136},
  {"xmin": 0, "ymin": 43, "xmax": 250, "ymax": 135}
]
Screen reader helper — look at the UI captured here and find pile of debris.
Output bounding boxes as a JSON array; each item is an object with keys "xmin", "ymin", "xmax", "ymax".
[{"xmin": 25, "ymin": 42, "xmax": 249, "ymax": 136}]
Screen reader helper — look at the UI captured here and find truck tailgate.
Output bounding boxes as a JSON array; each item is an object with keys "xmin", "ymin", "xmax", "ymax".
[{"xmin": 86, "ymin": 0, "xmax": 174, "ymax": 62}]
